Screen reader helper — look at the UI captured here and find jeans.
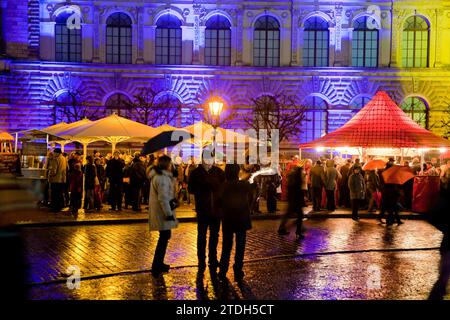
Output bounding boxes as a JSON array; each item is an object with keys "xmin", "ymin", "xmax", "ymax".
[
  {"xmin": 152, "ymin": 230, "xmax": 171, "ymax": 268},
  {"xmin": 109, "ymin": 182, "xmax": 123, "ymax": 210},
  {"xmin": 84, "ymin": 189, "xmax": 95, "ymax": 210},
  {"xmin": 326, "ymin": 189, "xmax": 336, "ymax": 211},
  {"xmin": 351, "ymin": 199, "xmax": 360, "ymax": 219},
  {"xmin": 130, "ymin": 185, "xmax": 142, "ymax": 211},
  {"xmin": 312, "ymin": 187, "xmax": 322, "ymax": 211},
  {"xmin": 70, "ymin": 191, "xmax": 82, "ymax": 214},
  {"xmin": 220, "ymin": 231, "xmax": 246, "ymax": 274},
  {"xmin": 197, "ymin": 218, "xmax": 221, "ymax": 266},
  {"xmin": 50, "ymin": 183, "xmax": 64, "ymax": 212}
]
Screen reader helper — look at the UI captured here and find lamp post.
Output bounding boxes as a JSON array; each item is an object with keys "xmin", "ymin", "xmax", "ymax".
[{"xmin": 208, "ymin": 97, "xmax": 224, "ymax": 162}]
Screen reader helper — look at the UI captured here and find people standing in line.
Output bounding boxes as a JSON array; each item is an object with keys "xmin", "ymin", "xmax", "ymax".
[
  {"xmin": 83, "ymin": 155, "xmax": 97, "ymax": 213},
  {"xmin": 324, "ymin": 159, "xmax": 341, "ymax": 212},
  {"xmin": 122, "ymin": 155, "xmax": 133, "ymax": 210},
  {"xmin": 148, "ymin": 155, "xmax": 179, "ymax": 276},
  {"xmin": 94, "ymin": 157, "xmax": 106, "ymax": 211},
  {"xmin": 47, "ymin": 148, "xmax": 67, "ymax": 213},
  {"xmin": 310, "ymin": 160, "xmax": 325, "ymax": 212},
  {"xmin": 339, "ymin": 159, "xmax": 352, "ymax": 208},
  {"xmin": 129, "ymin": 153, "xmax": 147, "ymax": 212},
  {"xmin": 69, "ymin": 162, "xmax": 83, "ymax": 217},
  {"xmin": 366, "ymin": 169, "xmax": 381, "ymax": 213},
  {"xmin": 348, "ymin": 166, "xmax": 365, "ymax": 221},
  {"xmin": 304, "ymin": 159, "xmax": 313, "ymax": 202},
  {"xmin": 184, "ymin": 156, "xmax": 197, "ymax": 205},
  {"xmin": 218, "ymin": 164, "xmax": 252, "ymax": 281},
  {"xmin": 188, "ymin": 156, "xmax": 225, "ymax": 272},
  {"xmin": 106, "ymin": 151, "xmax": 125, "ymax": 212},
  {"xmin": 278, "ymin": 165, "xmax": 305, "ymax": 239}
]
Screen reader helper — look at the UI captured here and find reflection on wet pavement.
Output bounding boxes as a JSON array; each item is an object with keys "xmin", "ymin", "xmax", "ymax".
[{"xmin": 23, "ymin": 219, "xmax": 446, "ymax": 300}]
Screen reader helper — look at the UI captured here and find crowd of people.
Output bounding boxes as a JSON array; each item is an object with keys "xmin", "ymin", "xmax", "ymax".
[
  {"xmin": 280, "ymin": 155, "xmax": 450, "ymax": 227},
  {"xmin": 41, "ymin": 146, "xmax": 450, "ymax": 284}
]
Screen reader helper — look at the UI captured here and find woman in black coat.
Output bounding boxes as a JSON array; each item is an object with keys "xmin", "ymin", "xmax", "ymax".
[{"xmin": 218, "ymin": 164, "xmax": 252, "ymax": 281}]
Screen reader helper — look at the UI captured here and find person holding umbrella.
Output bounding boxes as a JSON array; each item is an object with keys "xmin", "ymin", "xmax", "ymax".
[{"xmin": 148, "ymin": 155, "xmax": 179, "ymax": 276}]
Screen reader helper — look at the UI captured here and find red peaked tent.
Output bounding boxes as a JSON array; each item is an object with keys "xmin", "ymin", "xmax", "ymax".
[{"xmin": 299, "ymin": 91, "xmax": 450, "ymax": 149}]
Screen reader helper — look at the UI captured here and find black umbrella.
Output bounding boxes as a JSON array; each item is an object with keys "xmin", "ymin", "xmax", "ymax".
[{"xmin": 141, "ymin": 130, "xmax": 193, "ymax": 155}]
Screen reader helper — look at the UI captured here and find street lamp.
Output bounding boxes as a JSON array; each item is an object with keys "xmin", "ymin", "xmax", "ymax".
[{"xmin": 208, "ymin": 97, "xmax": 224, "ymax": 161}]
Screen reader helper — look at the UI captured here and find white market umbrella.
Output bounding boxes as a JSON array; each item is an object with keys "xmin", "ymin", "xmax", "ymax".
[{"xmin": 57, "ymin": 114, "xmax": 160, "ymax": 154}]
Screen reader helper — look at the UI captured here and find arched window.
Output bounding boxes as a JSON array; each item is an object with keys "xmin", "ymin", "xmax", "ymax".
[
  {"xmin": 155, "ymin": 14, "xmax": 182, "ymax": 65},
  {"xmin": 205, "ymin": 15, "xmax": 231, "ymax": 66},
  {"xmin": 303, "ymin": 16, "xmax": 329, "ymax": 67},
  {"xmin": 253, "ymin": 16, "xmax": 280, "ymax": 67},
  {"xmin": 105, "ymin": 93, "xmax": 131, "ymax": 117},
  {"xmin": 352, "ymin": 16, "xmax": 379, "ymax": 67},
  {"xmin": 401, "ymin": 97, "xmax": 429, "ymax": 128},
  {"xmin": 106, "ymin": 13, "xmax": 132, "ymax": 64},
  {"xmin": 55, "ymin": 11, "xmax": 82, "ymax": 62},
  {"xmin": 301, "ymin": 96, "xmax": 328, "ymax": 143},
  {"xmin": 402, "ymin": 16, "xmax": 429, "ymax": 68}
]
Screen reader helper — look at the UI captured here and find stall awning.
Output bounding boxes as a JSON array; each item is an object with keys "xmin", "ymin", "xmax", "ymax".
[{"xmin": 299, "ymin": 91, "xmax": 450, "ymax": 149}]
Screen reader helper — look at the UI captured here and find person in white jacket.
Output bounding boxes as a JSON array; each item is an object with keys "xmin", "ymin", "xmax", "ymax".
[{"xmin": 148, "ymin": 155, "xmax": 179, "ymax": 276}]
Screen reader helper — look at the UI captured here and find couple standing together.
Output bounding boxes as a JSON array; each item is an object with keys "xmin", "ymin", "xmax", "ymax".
[{"xmin": 148, "ymin": 154, "xmax": 251, "ymax": 281}]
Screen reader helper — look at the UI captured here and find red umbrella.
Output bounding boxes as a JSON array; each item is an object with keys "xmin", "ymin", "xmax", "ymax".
[
  {"xmin": 382, "ymin": 165, "xmax": 415, "ymax": 185},
  {"xmin": 362, "ymin": 159, "xmax": 386, "ymax": 171}
]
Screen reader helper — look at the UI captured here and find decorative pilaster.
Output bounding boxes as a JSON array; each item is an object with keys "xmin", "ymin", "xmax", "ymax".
[
  {"xmin": 235, "ymin": 9, "xmax": 244, "ymax": 65},
  {"xmin": 390, "ymin": 8, "xmax": 406, "ymax": 68},
  {"xmin": 291, "ymin": 8, "xmax": 299, "ymax": 66},
  {"xmin": 192, "ymin": 4, "xmax": 206, "ymax": 65},
  {"xmin": 93, "ymin": 6, "xmax": 101, "ymax": 62},
  {"xmin": 136, "ymin": 7, "xmax": 144, "ymax": 64},
  {"xmin": 333, "ymin": 4, "xmax": 344, "ymax": 66}
]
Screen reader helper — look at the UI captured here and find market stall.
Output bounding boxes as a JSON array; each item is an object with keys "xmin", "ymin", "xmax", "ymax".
[{"xmin": 299, "ymin": 91, "xmax": 450, "ymax": 213}]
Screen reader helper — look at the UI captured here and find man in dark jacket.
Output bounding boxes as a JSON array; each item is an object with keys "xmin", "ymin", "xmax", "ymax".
[
  {"xmin": 106, "ymin": 151, "xmax": 125, "ymax": 211},
  {"xmin": 278, "ymin": 165, "xmax": 305, "ymax": 238},
  {"xmin": 339, "ymin": 159, "xmax": 352, "ymax": 208},
  {"xmin": 129, "ymin": 153, "xmax": 147, "ymax": 212},
  {"xmin": 310, "ymin": 160, "xmax": 325, "ymax": 212},
  {"xmin": 218, "ymin": 164, "xmax": 252, "ymax": 281},
  {"xmin": 188, "ymin": 159, "xmax": 225, "ymax": 272}
]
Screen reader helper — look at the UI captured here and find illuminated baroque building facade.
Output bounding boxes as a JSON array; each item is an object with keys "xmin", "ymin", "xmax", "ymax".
[{"xmin": 1, "ymin": 0, "xmax": 450, "ymax": 151}]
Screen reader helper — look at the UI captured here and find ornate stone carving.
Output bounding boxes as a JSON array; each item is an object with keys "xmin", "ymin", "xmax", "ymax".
[{"xmin": 183, "ymin": 8, "xmax": 190, "ymax": 17}]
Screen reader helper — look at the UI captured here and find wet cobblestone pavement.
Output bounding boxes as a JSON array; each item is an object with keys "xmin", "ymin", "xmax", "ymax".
[{"xmin": 23, "ymin": 219, "xmax": 448, "ymax": 300}]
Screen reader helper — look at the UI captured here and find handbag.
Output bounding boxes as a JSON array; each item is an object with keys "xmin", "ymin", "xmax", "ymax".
[{"xmin": 169, "ymin": 198, "xmax": 179, "ymax": 210}]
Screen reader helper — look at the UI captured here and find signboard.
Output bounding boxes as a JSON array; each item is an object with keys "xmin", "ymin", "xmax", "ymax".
[{"xmin": 22, "ymin": 142, "xmax": 48, "ymax": 156}]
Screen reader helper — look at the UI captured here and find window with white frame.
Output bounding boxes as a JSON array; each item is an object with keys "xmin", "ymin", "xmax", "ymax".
[
  {"xmin": 352, "ymin": 16, "xmax": 379, "ymax": 67},
  {"xmin": 301, "ymin": 96, "xmax": 328, "ymax": 143},
  {"xmin": 205, "ymin": 15, "xmax": 231, "ymax": 66},
  {"xmin": 303, "ymin": 16, "xmax": 329, "ymax": 67},
  {"xmin": 253, "ymin": 16, "xmax": 280, "ymax": 67},
  {"xmin": 55, "ymin": 11, "xmax": 82, "ymax": 62},
  {"xmin": 106, "ymin": 13, "xmax": 132, "ymax": 64},
  {"xmin": 155, "ymin": 14, "xmax": 182, "ymax": 65}
]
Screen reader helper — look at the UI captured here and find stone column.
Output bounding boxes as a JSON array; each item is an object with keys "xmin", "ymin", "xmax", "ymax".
[
  {"xmin": 290, "ymin": 8, "xmax": 299, "ymax": 66},
  {"xmin": 333, "ymin": 4, "xmax": 344, "ymax": 67},
  {"xmin": 136, "ymin": 7, "xmax": 144, "ymax": 64},
  {"xmin": 235, "ymin": 9, "xmax": 244, "ymax": 66},
  {"xmin": 92, "ymin": 6, "xmax": 101, "ymax": 62}
]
